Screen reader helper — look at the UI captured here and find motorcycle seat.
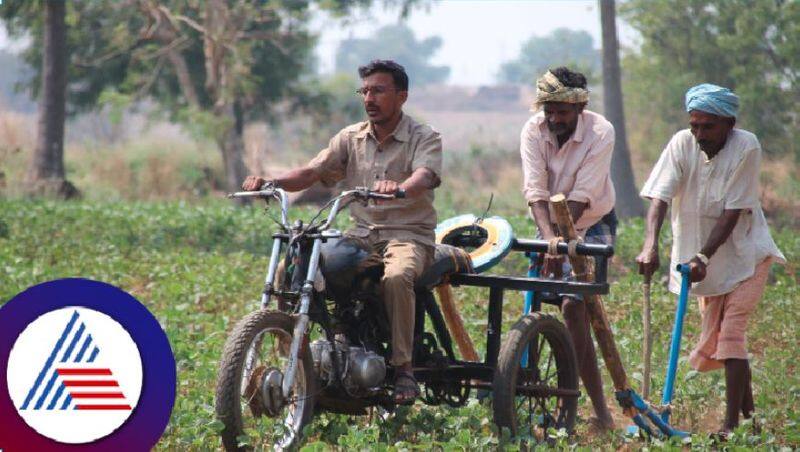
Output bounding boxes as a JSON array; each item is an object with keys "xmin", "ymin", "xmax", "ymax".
[
  {"xmin": 415, "ymin": 244, "xmax": 474, "ymax": 291},
  {"xmin": 319, "ymin": 239, "xmax": 473, "ymax": 294}
]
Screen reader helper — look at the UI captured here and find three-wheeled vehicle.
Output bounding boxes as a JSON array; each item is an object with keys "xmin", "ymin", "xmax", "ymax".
[{"xmin": 214, "ymin": 185, "xmax": 614, "ymax": 450}]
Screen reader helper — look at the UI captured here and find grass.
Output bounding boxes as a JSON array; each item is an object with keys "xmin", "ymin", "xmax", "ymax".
[{"xmin": 1, "ymin": 198, "xmax": 798, "ymax": 450}]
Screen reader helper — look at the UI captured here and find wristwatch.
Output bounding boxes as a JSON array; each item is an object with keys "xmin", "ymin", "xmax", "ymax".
[{"xmin": 695, "ymin": 252, "xmax": 710, "ymax": 266}]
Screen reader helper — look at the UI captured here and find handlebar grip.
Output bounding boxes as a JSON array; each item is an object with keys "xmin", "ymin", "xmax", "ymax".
[
  {"xmin": 227, "ymin": 189, "xmax": 273, "ymax": 199},
  {"xmin": 394, "ymin": 188, "xmax": 406, "ymax": 199}
]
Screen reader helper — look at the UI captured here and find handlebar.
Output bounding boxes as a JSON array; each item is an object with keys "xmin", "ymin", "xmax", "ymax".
[
  {"xmin": 226, "ymin": 185, "xmax": 406, "ymax": 233},
  {"xmin": 511, "ymin": 238, "xmax": 614, "ymax": 258},
  {"xmin": 227, "ymin": 190, "xmax": 275, "ymax": 199},
  {"xmin": 228, "ymin": 186, "xmax": 290, "ymax": 228},
  {"xmin": 360, "ymin": 188, "xmax": 405, "ymax": 200},
  {"xmin": 317, "ymin": 187, "xmax": 405, "ymax": 230}
]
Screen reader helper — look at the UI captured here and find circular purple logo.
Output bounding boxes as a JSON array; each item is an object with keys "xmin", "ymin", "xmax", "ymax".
[{"xmin": 0, "ymin": 279, "xmax": 176, "ymax": 451}]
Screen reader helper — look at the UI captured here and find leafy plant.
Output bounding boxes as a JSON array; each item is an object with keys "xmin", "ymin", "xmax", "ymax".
[{"xmin": 1, "ymin": 199, "xmax": 797, "ymax": 449}]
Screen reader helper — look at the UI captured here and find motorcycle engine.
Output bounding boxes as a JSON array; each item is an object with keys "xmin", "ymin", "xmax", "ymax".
[{"xmin": 310, "ymin": 339, "xmax": 386, "ymax": 394}]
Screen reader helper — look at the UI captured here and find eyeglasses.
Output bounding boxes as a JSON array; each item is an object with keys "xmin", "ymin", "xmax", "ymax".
[{"xmin": 355, "ymin": 86, "xmax": 397, "ymax": 97}]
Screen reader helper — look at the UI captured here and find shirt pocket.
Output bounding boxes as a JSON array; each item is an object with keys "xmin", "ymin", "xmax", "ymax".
[
  {"xmin": 701, "ymin": 171, "xmax": 726, "ymax": 219},
  {"xmin": 349, "ymin": 139, "xmax": 370, "ymax": 185},
  {"xmin": 384, "ymin": 145, "xmax": 412, "ymax": 182}
]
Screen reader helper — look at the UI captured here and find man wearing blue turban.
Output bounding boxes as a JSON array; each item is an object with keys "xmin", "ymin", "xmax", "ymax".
[
  {"xmin": 636, "ymin": 83, "xmax": 785, "ymax": 438},
  {"xmin": 685, "ymin": 83, "xmax": 740, "ymax": 119}
]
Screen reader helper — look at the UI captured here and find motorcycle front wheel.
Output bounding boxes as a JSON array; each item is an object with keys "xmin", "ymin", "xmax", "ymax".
[{"xmin": 215, "ymin": 310, "xmax": 316, "ymax": 451}]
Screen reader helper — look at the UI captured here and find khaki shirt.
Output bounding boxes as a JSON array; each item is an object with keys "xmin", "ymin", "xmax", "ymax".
[
  {"xmin": 640, "ymin": 128, "xmax": 785, "ymax": 297},
  {"xmin": 520, "ymin": 110, "xmax": 616, "ymax": 233},
  {"xmin": 308, "ymin": 114, "xmax": 442, "ymax": 245}
]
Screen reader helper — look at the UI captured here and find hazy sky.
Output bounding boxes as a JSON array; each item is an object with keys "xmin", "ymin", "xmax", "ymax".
[
  {"xmin": 0, "ymin": 1, "xmax": 636, "ymax": 87},
  {"xmin": 314, "ymin": 0, "xmax": 637, "ymax": 86}
]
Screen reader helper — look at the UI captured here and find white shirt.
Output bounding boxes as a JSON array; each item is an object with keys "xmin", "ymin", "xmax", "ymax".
[
  {"xmin": 641, "ymin": 128, "xmax": 785, "ymax": 297},
  {"xmin": 520, "ymin": 110, "xmax": 616, "ymax": 232}
]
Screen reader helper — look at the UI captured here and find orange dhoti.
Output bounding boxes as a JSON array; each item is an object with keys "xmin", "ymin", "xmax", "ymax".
[{"xmin": 689, "ymin": 258, "xmax": 773, "ymax": 372}]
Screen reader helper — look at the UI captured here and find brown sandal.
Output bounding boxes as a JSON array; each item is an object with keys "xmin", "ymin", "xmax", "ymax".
[{"xmin": 393, "ymin": 371, "xmax": 419, "ymax": 405}]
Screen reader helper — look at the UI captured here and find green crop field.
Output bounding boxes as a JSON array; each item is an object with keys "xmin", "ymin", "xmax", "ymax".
[{"xmin": 1, "ymin": 199, "xmax": 798, "ymax": 450}]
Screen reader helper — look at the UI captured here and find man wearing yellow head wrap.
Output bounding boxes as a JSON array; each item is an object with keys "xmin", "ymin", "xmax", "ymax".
[
  {"xmin": 520, "ymin": 67, "xmax": 617, "ymax": 432},
  {"xmin": 533, "ymin": 69, "xmax": 590, "ymax": 108}
]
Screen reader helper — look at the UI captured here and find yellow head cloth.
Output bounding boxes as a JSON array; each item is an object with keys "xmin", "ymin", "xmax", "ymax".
[{"xmin": 533, "ymin": 70, "xmax": 589, "ymax": 110}]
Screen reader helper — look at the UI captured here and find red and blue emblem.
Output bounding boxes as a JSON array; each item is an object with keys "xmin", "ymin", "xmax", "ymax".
[{"xmin": 0, "ymin": 279, "xmax": 175, "ymax": 451}]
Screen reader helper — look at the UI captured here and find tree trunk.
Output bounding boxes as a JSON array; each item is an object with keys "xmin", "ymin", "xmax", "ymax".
[
  {"xmin": 218, "ymin": 100, "xmax": 248, "ymax": 203},
  {"xmin": 599, "ymin": 0, "xmax": 641, "ymax": 217},
  {"xmin": 28, "ymin": 0, "xmax": 78, "ymax": 198},
  {"xmin": 202, "ymin": 0, "xmax": 249, "ymax": 202}
]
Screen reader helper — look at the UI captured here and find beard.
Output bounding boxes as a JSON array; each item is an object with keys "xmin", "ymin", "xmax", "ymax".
[
  {"xmin": 547, "ymin": 121, "xmax": 571, "ymax": 136},
  {"xmin": 697, "ymin": 139, "xmax": 722, "ymax": 154}
]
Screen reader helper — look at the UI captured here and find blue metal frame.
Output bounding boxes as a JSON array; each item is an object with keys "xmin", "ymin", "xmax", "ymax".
[
  {"xmin": 661, "ymin": 264, "xmax": 691, "ymax": 423},
  {"xmin": 625, "ymin": 264, "xmax": 692, "ymax": 439},
  {"xmin": 521, "ymin": 252, "xmax": 540, "ymax": 367}
]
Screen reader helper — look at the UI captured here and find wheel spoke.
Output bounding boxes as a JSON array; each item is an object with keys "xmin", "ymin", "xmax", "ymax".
[
  {"xmin": 241, "ymin": 327, "xmax": 309, "ymax": 448},
  {"xmin": 512, "ymin": 329, "xmax": 574, "ymax": 439},
  {"xmin": 535, "ymin": 333, "xmax": 546, "ymax": 365},
  {"xmin": 543, "ymin": 345, "xmax": 554, "ymax": 384},
  {"xmin": 528, "ymin": 392, "xmax": 534, "ymax": 430}
]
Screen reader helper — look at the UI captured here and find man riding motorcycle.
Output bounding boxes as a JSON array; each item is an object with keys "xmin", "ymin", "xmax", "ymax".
[{"xmin": 242, "ymin": 59, "xmax": 442, "ymax": 405}]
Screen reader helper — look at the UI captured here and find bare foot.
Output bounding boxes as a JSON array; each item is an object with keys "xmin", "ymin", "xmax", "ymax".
[{"xmin": 587, "ymin": 416, "xmax": 616, "ymax": 435}]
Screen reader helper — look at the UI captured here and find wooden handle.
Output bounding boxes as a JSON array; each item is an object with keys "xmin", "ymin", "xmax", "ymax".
[
  {"xmin": 550, "ymin": 193, "xmax": 632, "ymax": 400},
  {"xmin": 435, "ymin": 284, "xmax": 480, "ymax": 362}
]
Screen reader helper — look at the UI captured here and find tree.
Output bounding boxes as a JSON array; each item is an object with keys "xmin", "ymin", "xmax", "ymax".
[
  {"xmin": 599, "ymin": 0, "xmax": 642, "ymax": 217},
  {"xmin": 621, "ymin": 0, "xmax": 800, "ymax": 160},
  {"xmin": 291, "ymin": 73, "xmax": 364, "ymax": 146},
  {"xmin": 499, "ymin": 28, "xmax": 600, "ymax": 85},
  {"xmin": 30, "ymin": 1, "xmax": 78, "ymax": 198},
  {"xmin": 335, "ymin": 23, "xmax": 449, "ymax": 86},
  {"xmin": 2, "ymin": 0, "xmax": 419, "ymax": 198}
]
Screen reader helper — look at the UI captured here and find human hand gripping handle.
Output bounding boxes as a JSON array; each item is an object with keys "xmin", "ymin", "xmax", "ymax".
[
  {"xmin": 242, "ymin": 175, "xmax": 267, "ymax": 191},
  {"xmin": 683, "ymin": 255, "xmax": 707, "ymax": 283},
  {"xmin": 541, "ymin": 253, "xmax": 564, "ymax": 279},
  {"xmin": 370, "ymin": 179, "xmax": 405, "ymax": 203},
  {"xmin": 636, "ymin": 247, "xmax": 659, "ymax": 282}
]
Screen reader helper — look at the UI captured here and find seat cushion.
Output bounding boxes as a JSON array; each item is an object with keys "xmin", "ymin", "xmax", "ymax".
[{"xmin": 416, "ymin": 244, "xmax": 474, "ymax": 291}]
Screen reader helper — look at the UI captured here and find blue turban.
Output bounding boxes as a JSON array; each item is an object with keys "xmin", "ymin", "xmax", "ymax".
[{"xmin": 685, "ymin": 83, "xmax": 739, "ymax": 118}]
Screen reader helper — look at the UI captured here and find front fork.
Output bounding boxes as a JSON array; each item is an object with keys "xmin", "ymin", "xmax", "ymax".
[
  {"xmin": 282, "ymin": 238, "xmax": 323, "ymax": 399},
  {"xmin": 243, "ymin": 236, "xmax": 285, "ymax": 383},
  {"xmin": 261, "ymin": 236, "xmax": 284, "ymax": 308}
]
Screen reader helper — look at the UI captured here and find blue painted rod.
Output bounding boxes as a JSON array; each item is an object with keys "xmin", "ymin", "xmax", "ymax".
[
  {"xmin": 661, "ymin": 264, "xmax": 691, "ymax": 423},
  {"xmin": 521, "ymin": 252, "xmax": 539, "ymax": 367}
]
